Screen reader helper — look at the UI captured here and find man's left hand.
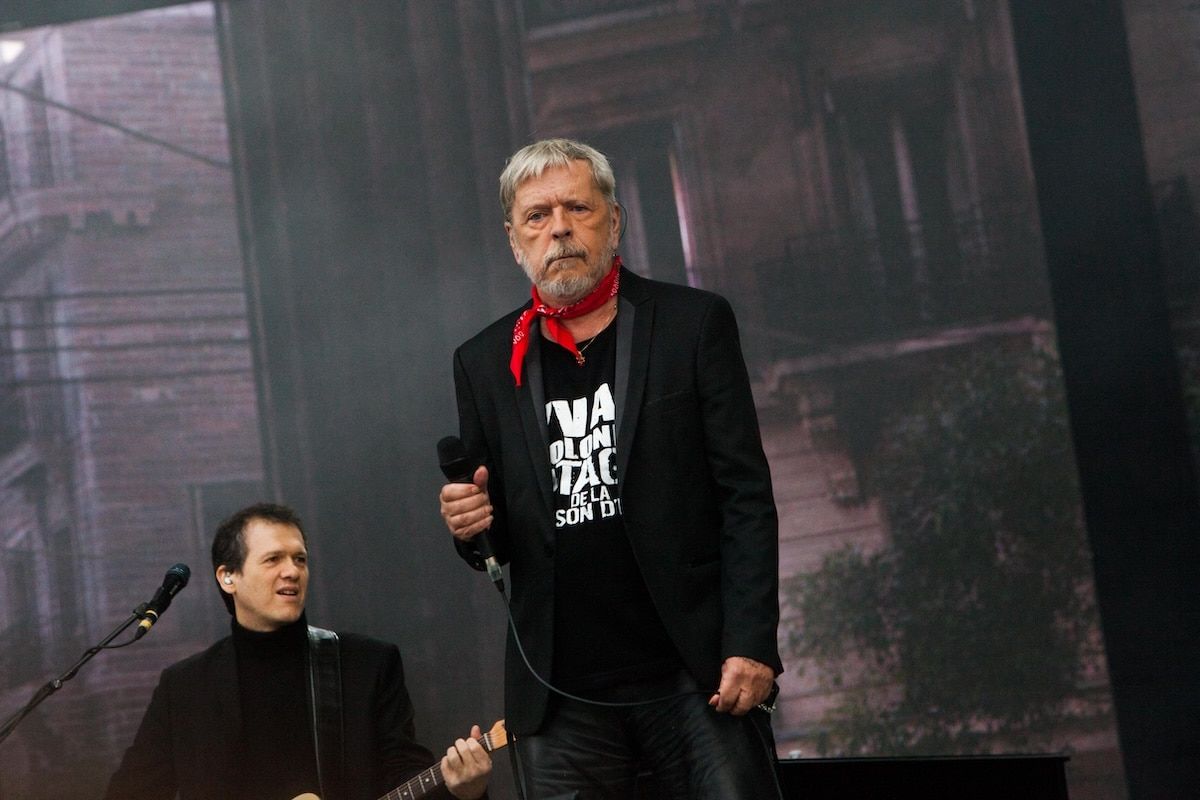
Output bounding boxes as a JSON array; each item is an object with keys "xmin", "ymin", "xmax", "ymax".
[
  {"xmin": 708, "ymin": 656, "xmax": 775, "ymax": 715},
  {"xmin": 441, "ymin": 724, "xmax": 492, "ymax": 799}
]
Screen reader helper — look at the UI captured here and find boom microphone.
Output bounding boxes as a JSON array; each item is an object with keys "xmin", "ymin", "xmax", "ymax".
[
  {"xmin": 438, "ymin": 436, "xmax": 504, "ymax": 591},
  {"xmin": 134, "ymin": 563, "xmax": 191, "ymax": 639}
]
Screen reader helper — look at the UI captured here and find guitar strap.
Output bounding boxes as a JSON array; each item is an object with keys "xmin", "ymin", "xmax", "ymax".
[{"xmin": 307, "ymin": 625, "xmax": 344, "ymax": 800}]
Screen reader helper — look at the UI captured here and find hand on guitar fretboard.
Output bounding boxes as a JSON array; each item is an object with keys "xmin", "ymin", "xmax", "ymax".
[{"xmin": 290, "ymin": 719, "xmax": 507, "ymax": 800}]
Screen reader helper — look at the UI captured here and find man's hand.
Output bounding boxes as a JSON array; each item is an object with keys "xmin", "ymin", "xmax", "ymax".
[
  {"xmin": 708, "ymin": 656, "xmax": 775, "ymax": 715},
  {"xmin": 439, "ymin": 466, "xmax": 493, "ymax": 542},
  {"xmin": 441, "ymin": 724, "xmax": 492, "ymax": 799}
]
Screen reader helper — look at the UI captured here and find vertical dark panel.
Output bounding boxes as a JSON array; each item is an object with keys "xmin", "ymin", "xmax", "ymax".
[
  {"xmin": 1009, "ymin": 2, "xmax": 1200, "ymax": 796},
  {"xmin": 215, "ymin": 0, "xmax": 523, "ymax": 760}
]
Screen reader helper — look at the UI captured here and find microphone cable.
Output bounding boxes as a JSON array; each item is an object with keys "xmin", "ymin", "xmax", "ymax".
[
  {"xmin": 489, "ymin": 577, "xmax": 734, "ymax": 710},
  {"xmin": 487, "ymin": 564, "xmax": 783, "ymax": 800}
]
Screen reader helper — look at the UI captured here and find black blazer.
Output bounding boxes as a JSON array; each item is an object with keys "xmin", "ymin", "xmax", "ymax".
[
  {"xmin": 102, "ymin": 631, "xmax": 448, "ymax": 800},
  {"xmin": 453, "ymin": 268, "xmax": 782, "ymax": 734}
]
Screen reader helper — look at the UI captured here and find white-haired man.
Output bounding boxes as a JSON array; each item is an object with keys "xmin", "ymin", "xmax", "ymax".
[{"xmin": 440, "ymin": 138, "xmax": 783, "ymax": 799}]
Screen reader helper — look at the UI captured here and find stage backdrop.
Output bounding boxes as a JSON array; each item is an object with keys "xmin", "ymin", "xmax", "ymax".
[{"xmin": 1, "ymin": 2, "xmax": 1193, "ymax": 798}]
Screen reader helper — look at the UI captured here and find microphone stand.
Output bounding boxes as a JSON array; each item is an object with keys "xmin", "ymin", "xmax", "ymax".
[{"xmin": 0, "ymin": 603, "xmax": 149, "ymax": 746}]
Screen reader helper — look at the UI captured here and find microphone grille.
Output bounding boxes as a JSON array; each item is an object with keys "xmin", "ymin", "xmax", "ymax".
[
  {"xmin": 437, "ymin": 435, "xmax": 466, "ymax": 465},
  {"xmin": 167, "ymin": 563, "xmax": 191, "ymax": 586}
]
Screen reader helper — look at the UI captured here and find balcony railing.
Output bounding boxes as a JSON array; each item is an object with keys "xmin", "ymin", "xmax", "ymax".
[
  {"xmin": 522, "ymin": 0, "xmax": 668, "ymax": 29},
  {"xmin": 747, "ymin": 206, "xmax": 1048, "ymax": 364}
]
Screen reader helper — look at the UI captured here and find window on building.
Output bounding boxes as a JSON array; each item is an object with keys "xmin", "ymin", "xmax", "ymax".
[
  {"xmin": 25, "ymin": 75, "xmax": 53, "ymax": 188},
  {"xmin": 0, "ymin": 541, "xmax": 41, "ymax": 689},
  {"xmin": 0, "ymin": 304, "xmax": 27, "ymax": 455},
  {"xmin": 189, "ymin": 479, "xmax": 266, "ymax": 632},
  {"xmin": 49, "ymin": 524, "xmax": 82, "ymax": 643},
  {"xmin": 0, "ymin": 119, "xmax": 11, "ymax": 195}
]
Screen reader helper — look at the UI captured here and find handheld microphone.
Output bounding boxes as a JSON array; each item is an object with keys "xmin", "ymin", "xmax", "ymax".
[
  {"xmin": 134, "ymin": 563, "xmax": 191, "ymax": 639},
  {"xmin": 438, "ymin": 436, "xmax": 504, "ymax": 592}
]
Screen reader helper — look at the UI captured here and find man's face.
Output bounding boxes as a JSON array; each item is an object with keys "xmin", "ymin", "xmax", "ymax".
[
  {"xmin": 219, "ymin": 518, "xmax": 308, "ymax": 632},
  {"xmin": 506, "ymin": 160, "xmax": 620, "ymax": 307}
]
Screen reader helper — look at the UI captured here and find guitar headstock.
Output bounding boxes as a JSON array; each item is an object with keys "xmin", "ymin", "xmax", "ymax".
[{"xmin": 482, "ymin": 719, "xmax": 508, "ymax": 752}]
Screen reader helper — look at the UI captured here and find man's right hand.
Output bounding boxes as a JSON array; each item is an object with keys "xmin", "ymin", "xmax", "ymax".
[{"xmin": 439, "ymin": 465, "xmax": 493, "ymax": 542}]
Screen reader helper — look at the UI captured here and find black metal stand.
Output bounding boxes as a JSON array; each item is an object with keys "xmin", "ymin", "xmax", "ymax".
[{"xmin": 0, "ymin": 604, "xmax": 147, "ymax": 746}]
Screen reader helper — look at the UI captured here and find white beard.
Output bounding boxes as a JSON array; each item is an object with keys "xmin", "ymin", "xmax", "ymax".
[{"xmin": 518, "ymin": 243, "xmax": 614, "ymax": 306}]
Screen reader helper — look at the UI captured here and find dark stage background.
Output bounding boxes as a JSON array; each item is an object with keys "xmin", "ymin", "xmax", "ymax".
[{"xmin": 0, "ymin": 2, "xmax": 1196, "ymax": 799}]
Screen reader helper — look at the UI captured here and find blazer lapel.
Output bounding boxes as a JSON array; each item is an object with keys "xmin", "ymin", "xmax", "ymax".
[
  {"xmin": 615, "ymin": 269, "xmax": 652, "ymax": 485},
  {"xmin": 515, "ymin": 331, "xmax": 556, "ymax": 535}
]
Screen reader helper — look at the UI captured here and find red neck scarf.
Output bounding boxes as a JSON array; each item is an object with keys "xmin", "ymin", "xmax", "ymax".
[{"xmin": 510, "ymin": 256, "xmax": 622, "ymax": 386}]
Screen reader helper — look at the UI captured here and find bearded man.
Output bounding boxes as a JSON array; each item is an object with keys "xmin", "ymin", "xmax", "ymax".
[{"xmin": 438, "ymin": 138, "xmax": 783, "ymax": 799}]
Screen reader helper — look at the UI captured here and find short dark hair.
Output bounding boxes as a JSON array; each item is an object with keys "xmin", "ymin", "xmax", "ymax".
[{"xmin": 211, "ymin": 502, "xmax": 306, "ymax": 615}]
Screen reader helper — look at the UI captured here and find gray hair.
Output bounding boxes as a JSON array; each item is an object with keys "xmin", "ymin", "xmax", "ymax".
[{"xmin": 499, "ymin": 138, "xmax": 616, "ymax": 222}]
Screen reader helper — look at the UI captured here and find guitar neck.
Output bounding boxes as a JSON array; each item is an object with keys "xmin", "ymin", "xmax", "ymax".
[
  {"xmin": 378, "ymin": 763, "xmax": 443, "ymax": 800},
  {"xmin": 378, "ymin": 722, "xmax": 508, "ymax": 800}
]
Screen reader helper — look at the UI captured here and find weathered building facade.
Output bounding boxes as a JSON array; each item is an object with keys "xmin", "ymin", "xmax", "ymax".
[
  {"xmin": 0, "ymin": 8, "xmax": 261, "ymax": 797},
  {"xmin": 0, "ymin": 2, "xmax": 1148, "ymax": 798}
]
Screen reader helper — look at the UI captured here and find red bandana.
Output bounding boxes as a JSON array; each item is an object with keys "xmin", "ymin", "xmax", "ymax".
[{"xmin": 510, "ymin": 256, "xmax": 622, "ymax": 386}]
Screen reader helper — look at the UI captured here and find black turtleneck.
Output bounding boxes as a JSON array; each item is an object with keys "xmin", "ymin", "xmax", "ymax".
[{"xmin": 231, "ymin": 614, "xmax": 319, "ymax": 800}]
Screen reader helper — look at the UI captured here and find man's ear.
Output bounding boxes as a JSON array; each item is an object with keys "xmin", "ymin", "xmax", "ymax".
[
  {"xmin": 216, "ymin": 566, "xmax": 236, "ymax": 594},
  {"xmin": 505, "ymin": 222, "xmax": 520, "ymax": 261}
]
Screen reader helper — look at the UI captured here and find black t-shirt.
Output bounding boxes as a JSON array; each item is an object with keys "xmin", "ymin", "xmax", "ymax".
[{"xmin": 541, "ymin": 321, "xmax": 680, "ymax": 695}]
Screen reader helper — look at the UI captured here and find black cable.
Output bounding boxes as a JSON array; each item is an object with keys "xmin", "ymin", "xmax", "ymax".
[
  {"xmin": 492, "ymin": 580, "xmax": 712, "ymax": 710},
  {"xmin": 0, "ymin": 336, "xmax": 249, "ymax": 358},
  {"xmin": 0, "ymin": 286, "xmax": 245, "ymax": 301},
  {"xmin": 0, "ymin": 365, "xmax": 254, "ymax": 389},
  {"xmin": 491, "ymin": 574, "xmax": 784, "ymax": 798},
  {"xmin": 0, "ymin": 607, "xmax": 147, "ymax": 745},
  {"xmin": 0, "ymin": 78, "xmax": 231, "ymax": 170},
  {"xmin": 0, "ymin": 312, "xmax": 246, "ymax": 331}
]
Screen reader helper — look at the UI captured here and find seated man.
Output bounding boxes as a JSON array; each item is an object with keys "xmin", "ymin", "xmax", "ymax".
[{"xmin": 104, "ymin": 502, "xmax": 490, "ymax": 800}]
